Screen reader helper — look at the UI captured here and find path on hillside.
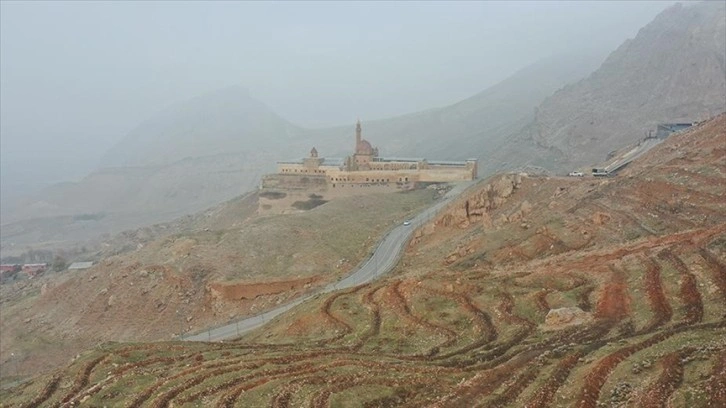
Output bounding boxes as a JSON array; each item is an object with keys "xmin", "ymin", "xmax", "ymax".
[
  {"xmin": 603, "ymin": 137, "xmax": 663, "ymax": 174},
  {"xmin": 184, "ymin": 180, "xmax": 477, "ymax": 342}
]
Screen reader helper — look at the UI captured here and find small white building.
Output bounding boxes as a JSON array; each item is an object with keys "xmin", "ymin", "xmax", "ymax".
[{"xmin": 68, "ymin": 261, "xmax": 94, "ymax": 270}]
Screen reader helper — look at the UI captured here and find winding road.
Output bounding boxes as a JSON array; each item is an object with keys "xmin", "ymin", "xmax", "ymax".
[{"xmin": 184, "ymin": 180, "xmax": 477, "ymax": 342}]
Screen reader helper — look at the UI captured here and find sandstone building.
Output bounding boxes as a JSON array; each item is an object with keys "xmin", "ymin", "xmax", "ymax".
[{"xmin": 259, "ymin": 120, "xmax": 477, "ymax": 213}]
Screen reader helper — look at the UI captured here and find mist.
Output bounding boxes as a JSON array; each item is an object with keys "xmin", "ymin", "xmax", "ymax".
[{"xmin": 0, "ymin": 1, "xmax": 675, "ymax": 206}]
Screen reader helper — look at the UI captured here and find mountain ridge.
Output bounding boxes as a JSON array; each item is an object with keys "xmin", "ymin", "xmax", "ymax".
[
  {"xmin": 100, "ymin": 86, "xmax": 303, "ymax": 168},
  {"xmin": 1, "ymin": 51, "xmax": 605, "ymax": 250},
  {"xmin": 4, "ymin": 1, "xmax": 724, "ymax": 251},
  {"xmin": 519, "ymin": 1, "xmax": 726, "ymax": 170}
]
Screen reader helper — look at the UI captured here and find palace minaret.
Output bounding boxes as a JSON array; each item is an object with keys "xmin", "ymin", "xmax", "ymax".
[{"xmin": 355, "ymin": 119, "xmax": 362, "ymax": 148}]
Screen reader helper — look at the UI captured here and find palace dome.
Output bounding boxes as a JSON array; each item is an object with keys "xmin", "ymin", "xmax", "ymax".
[{"xmin": 356, "ymin": 139, "xmax": 374, "ymax": 155}]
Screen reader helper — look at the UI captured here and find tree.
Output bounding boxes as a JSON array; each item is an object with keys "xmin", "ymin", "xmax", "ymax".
[{"xmin": 52, "ymin": 255, "xmax": 68, "ymax": 272}]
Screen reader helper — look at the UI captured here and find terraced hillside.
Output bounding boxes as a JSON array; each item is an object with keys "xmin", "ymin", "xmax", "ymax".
[
  {"xmin": 0, "ymin": 188, "xmax": 439, "ymax": 380},
  {"xmin": 2, "ymin": 115, "xmax": 724, "ymax": 407}
]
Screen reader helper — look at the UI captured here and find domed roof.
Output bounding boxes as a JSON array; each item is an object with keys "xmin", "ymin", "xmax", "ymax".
[{"xmin": 356, "ymin": 139, "xmax": 374, "ymax": 155}]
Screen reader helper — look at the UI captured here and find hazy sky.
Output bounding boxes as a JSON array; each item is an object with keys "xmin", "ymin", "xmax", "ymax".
[{"xmin": 1, "ymin": 0, "xmax": 675, "ymax": 199}]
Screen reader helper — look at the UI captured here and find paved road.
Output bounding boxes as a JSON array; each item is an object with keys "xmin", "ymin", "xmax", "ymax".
[
  {"xmin": 184, "ymin": 181, "xmax": 477, "ymax": 342},
  {"xmin": 604, "ymin": 137, "xmax": 663, "ymax": 174}
]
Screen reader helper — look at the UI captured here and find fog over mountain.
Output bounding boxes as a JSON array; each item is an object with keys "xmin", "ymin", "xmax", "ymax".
[
  {"xmin": 1, "ymin": 1, "xmax": 675, "ymax": 207},
  {"xmin": 3, "ymin": 2, "xmax": 726, "ymax": 390},
  {"xmin": 101, "ymin": 87, "xmax": 302, "ymax": 168},
  {"xmin": 521, "ymin": 0, "xmax": 726, "ymax": 170},
  {"xmin": 0, "ymin": 52, "xmax": 600, "ymax": 242}
]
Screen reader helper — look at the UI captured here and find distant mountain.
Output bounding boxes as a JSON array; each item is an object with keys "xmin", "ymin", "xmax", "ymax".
[
  {"xmin": 2, "ymin": 51, "xmax": 606, "ymax": 251},
  {"xmin": 11, "ymin": 0, "xmax": 724, "ymax": 251},
  {"xmin": 1, "ymin": 152, "xmax": 274, "ymax": 248},
  {"xmin": 101, "ymin": 86, "xmax": 303, "ymax": 167},
  {"xmin": 299, "ymin": 51, "xmax": 607, "ymax": 176},
  {"xmin": 7, "ymin": 1, "xmax": 724, "ymax": 253},
  {"xmin": 506, "ymin": 1, "xmax": 726, "ymax": 171},
  {"xmin": 1, "ymin": 88, "xmax": 298, "ymax": 249},
  {"xmin": 3, "ymin": 87, "xmax": 309, "ymax": 225}
]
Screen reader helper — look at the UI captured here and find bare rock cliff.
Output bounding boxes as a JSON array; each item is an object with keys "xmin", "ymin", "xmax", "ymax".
[
  {"xmin": 529, "ymin": 1, "xmax": 726, "ymax": 169},
  {"xmin": 411, "ymin": 174, "xmax": 525, "ymax": 247}
]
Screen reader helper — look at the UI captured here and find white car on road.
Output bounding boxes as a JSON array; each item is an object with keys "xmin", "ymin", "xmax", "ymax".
[{"xmin": 568, "ymin": 171, "xmax": 584, "ymax": 177}]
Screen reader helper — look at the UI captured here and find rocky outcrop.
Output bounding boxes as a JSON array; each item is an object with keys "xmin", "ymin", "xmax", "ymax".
[
  {"xmin": 543, "ymin": 307, "xmax": 592, "ymax": 329},
  {"xmin": 410, "ymin": 174, "xmax": 528, "ymax": 256},
  {"xmin": 438, "ymin": 173, "xmax": 525, "ymax": 230}
]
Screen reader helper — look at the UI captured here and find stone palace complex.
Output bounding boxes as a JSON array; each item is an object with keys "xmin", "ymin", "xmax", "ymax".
[{"xmin": 259, "ymin": 120, "xmax": 477, "ymax": 213}]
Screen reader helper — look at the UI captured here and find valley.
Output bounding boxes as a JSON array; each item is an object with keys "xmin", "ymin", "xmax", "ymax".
[
  {"xmin": 0, "ymin": 188, "xmax": 439, "ymax": 381},
  {"xmin": 1, "ymin": 2, "xmax": 724, "ymax": 406},
  {"xmin": 2, "ymin": 112, "xmax": 723, "ymax": 408}
]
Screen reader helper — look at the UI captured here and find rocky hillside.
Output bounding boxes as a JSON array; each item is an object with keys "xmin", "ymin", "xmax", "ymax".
[
  {"xmin": 303, "ymin": 52, "xmax": 606, "ymax": 173},
  {"xmin": 5, "ymin": 1, "xmax": 723, "ymax": 264},
  {"xmin": 4, "ymin": 113, "xmax": 723, "ymax": 407},
  {"xmin": 4, "ymin": 87, "xmax": 298, "ymax": 222},
  {"xmin": 516, "ymin": 1, "xmax": 726, "ymax": 171},
  {"xmin": 0, "ymin": 89, "xmax": 301, "ymax": 252},
  {"xmin": 0, "ymin": 188, "xmax": 438, "ymax": 379},
  {"xmin": 1, "ymin": 52, "xmax": 603, "ymax": 253}
]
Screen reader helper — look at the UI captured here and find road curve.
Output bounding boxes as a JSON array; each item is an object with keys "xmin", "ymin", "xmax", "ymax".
[
  {"xmin": 604, "ymin": 137, "xmax": 663, "ymax": 174},
  {"xmin": 184, "ymin": 181, "xmax": 478, "ymax": 342}
]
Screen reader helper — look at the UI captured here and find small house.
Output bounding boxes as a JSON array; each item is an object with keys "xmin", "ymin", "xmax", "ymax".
[{"xmin": 22, "ymin": 263, "xmax": 47, "ymax": 278}]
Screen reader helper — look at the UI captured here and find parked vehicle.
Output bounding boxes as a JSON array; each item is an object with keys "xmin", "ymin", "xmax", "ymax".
[
  {"xmin": 568, "ymin": 171, "xmax": 584, "ymax": 177},
  {"xmin": 592, "ymin": 168, "xmax": 610, "ymax": 177}
]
